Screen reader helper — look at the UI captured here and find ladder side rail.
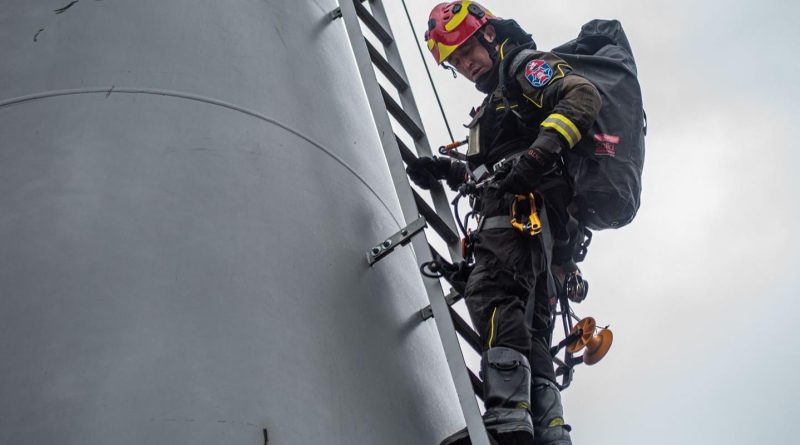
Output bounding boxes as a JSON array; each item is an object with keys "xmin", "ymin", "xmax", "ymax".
[
  {"xmin": 369, "ymin": 0, "xmax": 489, "ymax": 412},
  {"xmin": 368, "ymin": 3, "xmax": 483, "ymax": 403},
  {"xmin": 338, "ymin": 2, "xmax": 490, "ymax": 444},
  {"xmin": 368, "ymin": 0, "xmax": 487, "ymax": 405},
  {"xmin": 367, "ymin": 3, "xmax": 484, "ymax": 390},
  {"xmin": 367, "ymin": 0, "xmax": 462, "ymax": 262}
]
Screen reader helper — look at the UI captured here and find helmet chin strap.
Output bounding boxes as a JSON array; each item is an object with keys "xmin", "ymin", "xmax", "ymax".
[
  {"xmin": 441, "ymin": 64, "xmax": 458, "ymax": 78},
  {"xmin": 477, "ymin": 31, "xmax": 500, "ymax": 64},
  {"xmin": 474, "ymin": 31, "xmax": 501, "ymax": 94}
]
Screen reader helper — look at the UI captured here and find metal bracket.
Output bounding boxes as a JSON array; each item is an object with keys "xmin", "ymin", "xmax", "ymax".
[
  {"xmin": 367, "ymin": 216, "xmax": 426, "ymax": 266},
  {"xmin": 420, "ymin": 288, "xmax": 461, "ymax": 320}
]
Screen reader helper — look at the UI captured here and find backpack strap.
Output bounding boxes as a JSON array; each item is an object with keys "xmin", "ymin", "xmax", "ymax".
[{"xmin": 496, "ymin": 45, "xmax": 538, "ymax": 102}]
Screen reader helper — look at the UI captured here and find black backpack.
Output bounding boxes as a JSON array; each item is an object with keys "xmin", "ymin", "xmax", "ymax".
[{"xmin": 551, "ymin": 19, "xmax": 646, "ymax": 230}]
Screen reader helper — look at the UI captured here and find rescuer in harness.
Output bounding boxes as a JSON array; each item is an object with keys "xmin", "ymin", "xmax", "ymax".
[{"xmin": 407, "ymin": 2, "xmax": 602, "ymax": 444}]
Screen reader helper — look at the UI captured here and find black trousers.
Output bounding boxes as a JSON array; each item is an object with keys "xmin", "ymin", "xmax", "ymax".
[
  {"xmin": 464, "ymin": 192, "xmax": 556, "ymax": 382},
  {"xmin": 464, "ymin": 178, "xmax": 572, "ymax": 382}
]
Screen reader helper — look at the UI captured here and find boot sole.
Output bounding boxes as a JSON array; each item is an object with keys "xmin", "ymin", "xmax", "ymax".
[{"xmin": 439, "ymin": 425, "xmax": 534, "ymax": 445}]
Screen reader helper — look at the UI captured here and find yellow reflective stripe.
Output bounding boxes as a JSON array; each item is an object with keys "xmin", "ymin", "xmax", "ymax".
[
  {"xmin": 495, "ymin": 104, "xmax": 518, "ymax": 111},
  {"xmin": 541, "ymin": 122, "xmax": 575, "ymax": 148},
  {"xmin": 550, "ymin": 113, "xmax": 580, "ymax": 138},
  {"xmin": 445, "ymin": 1, "xmax": 472, "ymax": 31},
  {"xmin": 541, "ymin": 113, "xmax": 581, "ymax": 148},
  {"xmin": 488, "ymin": 306, "xmax": 498, "ymax": 348},
  {"xmin": 427, "ymin": 39, "xmax": 435, "ymax": 51}
]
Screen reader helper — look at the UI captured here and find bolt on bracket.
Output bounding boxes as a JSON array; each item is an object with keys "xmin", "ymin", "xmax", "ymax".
[{"xmin": 367, "ymin": 216, "xmax": 426, "ymax": 266}]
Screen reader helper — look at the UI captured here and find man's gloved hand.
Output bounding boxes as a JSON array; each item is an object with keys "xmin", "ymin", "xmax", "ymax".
[
  {"xmin": 496, "ymin": 148, "xmax": 556, "ymax": 195},
  {"xmin": 406, "ymin": 156, "xmax": 451, "ymax": 190},
  {"xmin": 406, "ymin": 156, "xmax": 466, "ymax": 191}
]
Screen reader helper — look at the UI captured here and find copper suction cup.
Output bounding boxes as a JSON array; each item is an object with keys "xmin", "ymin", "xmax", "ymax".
[
  {"xmin": 566, "ymin": 317, "xmax": 596, "ymax": 354},
  {"xmin": 583, "ymin": 329, "xmax": 613, "ymax": 365}
]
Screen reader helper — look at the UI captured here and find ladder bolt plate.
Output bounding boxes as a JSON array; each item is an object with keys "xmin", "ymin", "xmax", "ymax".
[{"xmin": 366, "ymin": 216, "xmax": 426, "ymax": 266}]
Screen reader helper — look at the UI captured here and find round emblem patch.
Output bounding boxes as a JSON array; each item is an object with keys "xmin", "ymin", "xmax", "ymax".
[{"xmin": 525, "ymin": 59, "xmax": 553, "ymax": 88}]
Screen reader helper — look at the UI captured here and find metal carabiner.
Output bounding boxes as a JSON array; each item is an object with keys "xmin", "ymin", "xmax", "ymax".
[{"xmin": 510, "ymin": 193, "xmax": 542, "ymax": 236}]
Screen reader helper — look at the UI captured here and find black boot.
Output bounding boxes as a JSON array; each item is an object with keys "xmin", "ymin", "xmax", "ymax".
[
  {"xmin": 531, "ymin": 377, "xmax": 572, "ymax": 445},
  {"xmin": 440, "ymin": 347, "xmax": 535, "ymax": 445}
]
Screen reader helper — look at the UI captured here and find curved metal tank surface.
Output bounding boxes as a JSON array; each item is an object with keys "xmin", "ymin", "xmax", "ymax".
[{"xmin": 0, "ymin": 1, "xmax": 463, "ymax": 443}]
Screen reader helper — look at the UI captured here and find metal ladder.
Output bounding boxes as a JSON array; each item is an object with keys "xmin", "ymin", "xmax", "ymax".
[{"xmin": 333, "ymin": 1, "xmax": 492, "ymax": 444}]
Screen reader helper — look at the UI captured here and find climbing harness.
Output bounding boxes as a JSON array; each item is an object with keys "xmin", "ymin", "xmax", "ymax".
[{"xmin": 423, "ymin": 139, "xmax": 614, "ymax": 390}]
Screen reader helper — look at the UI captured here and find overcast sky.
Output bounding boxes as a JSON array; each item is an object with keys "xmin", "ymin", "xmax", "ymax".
[{"xmin": 377, "ymin": 1, "xmax": 800, "ymax": 444}]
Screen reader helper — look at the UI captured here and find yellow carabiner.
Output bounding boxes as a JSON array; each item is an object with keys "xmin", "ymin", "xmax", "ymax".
[{"xmin": 510, "ymin": 193, "xmax": 542, "ymax": 236}]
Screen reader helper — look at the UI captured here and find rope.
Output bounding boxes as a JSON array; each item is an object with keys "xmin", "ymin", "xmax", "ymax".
[{"xmin": 399, "ymin": 0, "xmax": 456, "ymax": 143}]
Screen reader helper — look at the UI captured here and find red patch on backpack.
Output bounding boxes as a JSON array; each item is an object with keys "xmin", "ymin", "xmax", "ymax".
[{"xmin": 593, "ymin": 134, "xmax": 620, "ymax": 156}]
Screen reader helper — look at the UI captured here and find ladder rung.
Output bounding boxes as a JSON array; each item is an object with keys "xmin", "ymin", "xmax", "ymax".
[
  {"xmin": 468, "ymin": 368, "xmax": 484, "ymax": 400},
  {"xmin": 412, "ymin": 190, "xmax": 460, "ymax": 244},
  {"xmin": 381, "ymin": 86, "xmax": 425, "ymax": 140},
  {"xmin": 353, "ymin": 0, "xmax": 393, "ymax": 45},
  {"xmin": 450, "ymin": 306, "xmax": 481, "ymax": 354},
  {"xmin": 394, "ymin": 135, "xmax": 416, "ymax": 165},
  {"xmin": 366, "ymin": 39, "xmax": 409, "ymax": 92}
]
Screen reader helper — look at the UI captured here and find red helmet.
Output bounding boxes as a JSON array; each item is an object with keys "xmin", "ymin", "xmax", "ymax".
[{"xmin": 425, "ymin": 1, "xmax": 495, "ymax": 65}]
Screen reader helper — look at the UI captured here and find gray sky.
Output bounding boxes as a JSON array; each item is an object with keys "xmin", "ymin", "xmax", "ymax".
[{"xmin": 378, "ymin": 1, "xmax": 800, "ymax": 443}]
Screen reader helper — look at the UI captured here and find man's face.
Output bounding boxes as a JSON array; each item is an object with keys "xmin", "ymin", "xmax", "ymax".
[{"xmin": 445, "ymin": 29, "xmax": 496, "ymax": 83}]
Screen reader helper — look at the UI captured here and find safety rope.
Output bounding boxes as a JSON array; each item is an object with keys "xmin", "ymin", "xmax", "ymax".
[{"xmin": 399, "ymin": 0, "xmax": 456, "ymax": 143}]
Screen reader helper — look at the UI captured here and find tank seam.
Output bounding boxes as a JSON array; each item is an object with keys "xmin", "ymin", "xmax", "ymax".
[{"xmin": 0, "ymin": 87, "xmax": 403, "ymax": 227}]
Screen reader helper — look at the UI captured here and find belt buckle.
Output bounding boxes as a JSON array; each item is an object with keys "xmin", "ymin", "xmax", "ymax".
[{"xmin": 492, "ymin": 158, "xmax": 510, "ymax": 173}]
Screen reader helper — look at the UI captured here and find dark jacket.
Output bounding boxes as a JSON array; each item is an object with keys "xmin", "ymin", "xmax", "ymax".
[{"xmin": 465, "ymin": 41, "xmax": 602, "ymax": 172}]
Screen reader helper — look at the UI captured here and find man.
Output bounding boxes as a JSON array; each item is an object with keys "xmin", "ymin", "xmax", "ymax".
[{"xmin": 406, "ymin": 2, "xmax": 602, "ymax": 444}]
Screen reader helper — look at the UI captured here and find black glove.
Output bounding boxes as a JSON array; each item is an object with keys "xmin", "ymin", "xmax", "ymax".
[
  {"xmin": 406, "ymin": 156, "xmax": 465, "ymax": 191},
  {"xmin": 496, "ymin": 148, "xmax": 556, "ymax": 195}
]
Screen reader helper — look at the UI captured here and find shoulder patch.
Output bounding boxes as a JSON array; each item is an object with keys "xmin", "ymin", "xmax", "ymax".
[{"xmin": 524, "ymin": 59, "xmax": 553, "ymax": 88}]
